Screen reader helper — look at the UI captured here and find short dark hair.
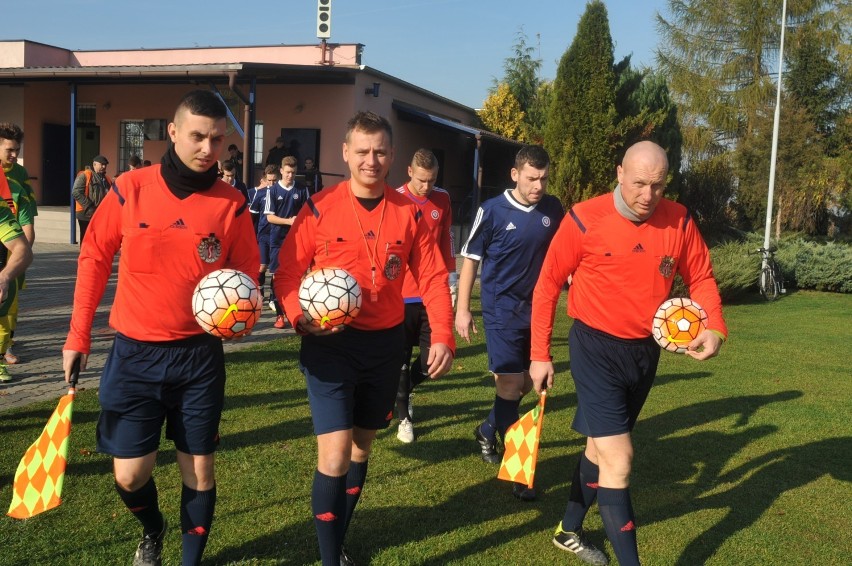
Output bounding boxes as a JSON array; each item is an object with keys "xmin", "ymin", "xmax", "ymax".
[
  {"xmin": 411, "ymin": 148, "xmax": 438, "ymax": 170},
  {"xmin": 514, "ymin": 145, "xmax": 550, "ymax": 171},
  {"xmin": 228, "ymin": 144, "xmax": 238, "ymax": 151},
  {"xmin": 128, "ymin": 155, "xmax": 142, "ymax": 167},
  {"xmin": 174, "ymin": 90, "xmax": 227, "ymax": 122},
  {"xmin": 221, "ymin": 161, "xmax": 236, "ymax": 172},
  {"xmin": 345, "ymin": 111, "xmax": 393, "ymax": 145},
  {"xmin": 263, "ymin": 164, "xmax": 280, "ymax": 178},
  {"xmin": 0, "ymin": 122, "xmax": 24, "ymax": 143}
]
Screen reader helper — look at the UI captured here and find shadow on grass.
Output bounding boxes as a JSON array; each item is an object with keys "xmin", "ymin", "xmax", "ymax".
[
  {"xmin": 633, "ymin": 390, "xmax": 821, "ymax": 565},
  {"xmin": 669, "ymin": 435, "xmax": 851, "ymax": 565}
]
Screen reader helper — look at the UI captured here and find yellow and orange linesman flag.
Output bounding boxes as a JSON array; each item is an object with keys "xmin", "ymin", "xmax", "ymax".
[
  {"xmin": 498, "ymin": 390, "xmax": 546, "ymax": 489},
  {"xmin": 7, "ymin": 361, "xmax": 79, "ymax": 519}
]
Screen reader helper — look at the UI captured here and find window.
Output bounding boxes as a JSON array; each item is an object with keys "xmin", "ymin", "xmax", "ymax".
[
  {"xmin": 77, "ymin": 104, "xmax": 97, "ymax": 125},
  {"xmin": 253, "ymin": 121, "xmax": 264, "ymax": 166},
  {"xmin": 118, "ymin": 120, "xmax": 145, "ymax": 173}
]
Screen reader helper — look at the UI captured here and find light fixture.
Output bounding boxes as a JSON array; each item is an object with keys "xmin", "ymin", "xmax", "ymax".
[{"xmin": 364, "ymin": 82, "xmax": 380, "ymax": 97}]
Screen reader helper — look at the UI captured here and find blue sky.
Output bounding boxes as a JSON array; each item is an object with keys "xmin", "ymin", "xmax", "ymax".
[{"xmin": 9, "ymin": 0, "xmax": 668, "ymax": 109}]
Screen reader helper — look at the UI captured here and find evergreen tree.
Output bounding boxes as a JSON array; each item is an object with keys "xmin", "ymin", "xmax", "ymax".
[{"xmin": 544, "ymin": 0, "xmax": 617, "ymax": 205}]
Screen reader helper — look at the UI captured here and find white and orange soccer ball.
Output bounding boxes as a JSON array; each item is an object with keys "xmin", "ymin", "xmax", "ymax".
[
  {"xmin": 652, "ymin": 297, "xmax": 708, "ymax": 353},
  {"xmin": 192, "ymin": 269, "xmax": 262, "ymax": 339},
  {"xmin": 299, "ymin": 267, "xmax": 362, "ymax": 329}
]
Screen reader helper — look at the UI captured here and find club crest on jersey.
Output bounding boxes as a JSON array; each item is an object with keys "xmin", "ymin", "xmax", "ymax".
[
  {"xmin": 384, "ymin": 254, "xmax": 402, "ymax": 280},
  {"xmin": 431, "ymin": 210, "xmax": 440, "ymax": 220},
  {"xmin": 198, "ymin": 234, "xmax": 222, "ymax": 263},
  {"xmin": 542, "ymin": 216, "xmax": 551, "ymax": 227},
  {"xmin": 658, "ymin": 256, "xmax": 675, "ymax": 278}
]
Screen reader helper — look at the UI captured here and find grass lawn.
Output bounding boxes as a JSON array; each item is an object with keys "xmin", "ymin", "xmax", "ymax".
[{"xmin": 1, "ymin": 290, "xmax": 850, "ymax": 565}]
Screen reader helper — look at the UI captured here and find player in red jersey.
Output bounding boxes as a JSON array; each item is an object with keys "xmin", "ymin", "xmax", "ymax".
[
  {"xmin": 530, "ymin": 141, "xmax": 727, "ymax": 566},
  {"xmin": 62, "ymin": 90, "xmax": 259, "ymax": 566},
  {"xmin": 274, "ymin": 112, "xmax": 455, "ymax": 566},
  {"xmin": 393, "ymin": 148, "xmax": 456, "ymax": 443}
]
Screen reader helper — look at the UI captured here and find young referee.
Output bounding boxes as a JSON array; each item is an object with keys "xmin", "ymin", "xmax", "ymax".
[
  {"xmin": 274, "ymin": 112, "xmax": 455, "ymax": 566},
  {"xmin": 62, "ymin": 90, "xmax": 259, "ymax": 566}
]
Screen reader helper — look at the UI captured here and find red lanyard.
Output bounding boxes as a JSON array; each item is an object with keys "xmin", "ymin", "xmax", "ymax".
[{"xmin": 348, "ymin": 182, "xmax": 386, "ymax": 302}]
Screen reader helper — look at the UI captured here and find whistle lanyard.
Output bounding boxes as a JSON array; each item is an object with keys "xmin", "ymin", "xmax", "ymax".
[{"xmin": 348, "ymin": 182, "xmax": 387, "ymax": 302}]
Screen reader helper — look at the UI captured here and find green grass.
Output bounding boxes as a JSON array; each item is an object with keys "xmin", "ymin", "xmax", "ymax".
[{"xmin": 1, "ymin": 291, "xmax": 851, "ymax": 565}]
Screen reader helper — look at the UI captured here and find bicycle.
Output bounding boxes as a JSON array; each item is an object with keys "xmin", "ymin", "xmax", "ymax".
[{"xmin": 754, "ymin": 246, "xmax": 786, "ymax": 301}]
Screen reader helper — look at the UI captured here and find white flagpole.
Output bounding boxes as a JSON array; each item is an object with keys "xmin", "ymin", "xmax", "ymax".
[{"xmin": 763, "ymin": 0, "xmax": 788, "ymax": 261}]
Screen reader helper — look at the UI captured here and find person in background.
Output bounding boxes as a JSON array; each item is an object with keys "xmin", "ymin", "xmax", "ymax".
[
  {"xmin": 221, "ymin": 160, "xmax": 248, "ymax": 204},
  {"xmin": 302, "ymin": 157, "xmax": 324, "ymax": 195},
  {"xmin": 0, "ymin": 122, "xmax": 37, "ymax": 367},
  {"xmin": 253, "ymin": 164, "xmax": 279, "ymax": 299},
  {"xmin": 393, "ymin": 148, "xmax": 456, "ymax": 443},
  {"xmin": 263, "ymin": 155, "xmax": 309, "ymax": 329},
  {"xmin": 265, "ymin": 136, "xmax": 288, "ymax": 168},
  {"xmin": 72, "ymin": 154, "xmax": 111, "ymax": 244}
]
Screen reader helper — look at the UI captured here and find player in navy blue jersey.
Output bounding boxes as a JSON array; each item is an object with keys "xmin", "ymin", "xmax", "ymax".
[
  {"xmin": 455, "ymin": 145, "xmax": 564, "ymax": 501},
  {"xmin": 264, "ymin": 156, "xmax": 310, "ymax": 328}
]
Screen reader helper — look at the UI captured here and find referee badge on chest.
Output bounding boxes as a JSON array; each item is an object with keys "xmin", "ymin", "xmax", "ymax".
[
  {"xmin": 658, "ymin": 255, "xmax": 675, "ymax": 278},
  {"xmin": 198, "ymin": 234, "xmax": 222, "ymax": 263},
  {"xmin": 384, "ymin": 254, "xmax": 402, "ymax": 280}
]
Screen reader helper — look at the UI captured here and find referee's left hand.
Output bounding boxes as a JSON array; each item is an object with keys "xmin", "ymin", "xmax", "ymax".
[
  {"xmin": 425, "ymin": 343, "xmax": 453, "ymax": 379},
  {"xmin": 685, "ymin": 329, "xmax": 723, "ymax": 360}
]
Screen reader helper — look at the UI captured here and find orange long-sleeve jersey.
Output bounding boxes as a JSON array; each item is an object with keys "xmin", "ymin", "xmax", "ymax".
[
  {"xmin": 396, "ymin": 184, "xmax": 455, "ymax": 301},
  {"xmin": 64, "ymin": 166, "xmax": 259, "ymax": 353},
  {"xmin": 275, "ymin": 181, "xmax": 455, "ymax": 351},
  {"xmin": 531, "ymin": 193, "xmax": 727, "ymax": 361}
]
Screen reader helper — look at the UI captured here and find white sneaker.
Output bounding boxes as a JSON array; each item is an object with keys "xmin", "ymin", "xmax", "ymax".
[
  {"xmin": 268, "ymin": 299, "xmax": 277, "ymax": 313},
  {"xmin": 397, "ymin": 418, "xmax": 414, "ymax": 443}
]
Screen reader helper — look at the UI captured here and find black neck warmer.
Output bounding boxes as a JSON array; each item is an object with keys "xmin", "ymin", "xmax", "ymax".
[{"xmin": 160, "ymin": 144, "xmax": 219, "ymax": 199}]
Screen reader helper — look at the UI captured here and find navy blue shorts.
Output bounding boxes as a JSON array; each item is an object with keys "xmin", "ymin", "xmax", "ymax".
[
  {"xmin": 403, "ymin": 301, "xmax": 431, "ymax": 370},
  {"xmin": 300, "ymin": 324, "xmax": 405, "ymax": 435},
  {"xmin": 258, "ymin": 234, "xmax": 282, "ymax": 272},
  {"xmin": 485, "ymin": 327, "xmax": 531, "ymax": 374},
  {"xmin": 97, "ymin": 332, "xmax": 226, "ymax": 458},
  {"xmin": 569, "ymin": 319, "xmax": 660, "ymax": 438}
]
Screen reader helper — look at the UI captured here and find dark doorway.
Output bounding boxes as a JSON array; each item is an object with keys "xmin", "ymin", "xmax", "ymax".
[{"xmin": 41, "ymin": 123, "xmax": 71, "ymax": 206}]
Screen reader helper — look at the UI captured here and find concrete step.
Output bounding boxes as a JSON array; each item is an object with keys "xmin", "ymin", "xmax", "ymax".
[{"xmin": 35, "ymin": 206, "xmax": 77, "ymax": 244}]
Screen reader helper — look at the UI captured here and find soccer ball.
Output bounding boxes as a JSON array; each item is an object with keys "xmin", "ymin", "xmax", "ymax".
[
  {"xmin": 652, "ymin": 297, "xmax": 708, "ymax": 353},
  {"xmin": 299, "ymin": 267, "xmax": 362, "ymax": 329},
  {"xmin": 192, "ymin": 269, "xmax": 262, "ymax": 339}
]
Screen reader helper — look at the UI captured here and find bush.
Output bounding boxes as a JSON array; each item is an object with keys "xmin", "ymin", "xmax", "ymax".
[
  {"xmin": 669, "ymin": 236, "xmax": 852, "ymax": 300},
  {"xmin": 783, "ymin": 239, "xmax": 852, "ymax": 293},
  {"xmin": 670, "ymin": 240, "xmax": 760, "ymax": 301}
]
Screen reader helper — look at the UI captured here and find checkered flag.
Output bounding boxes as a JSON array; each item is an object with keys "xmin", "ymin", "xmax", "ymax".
[{"xmin": 497, "ymin": 391, "xmax": 546, "ymax": 489}]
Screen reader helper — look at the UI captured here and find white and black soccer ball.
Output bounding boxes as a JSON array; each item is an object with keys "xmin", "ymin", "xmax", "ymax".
[
  {"xmin": 299, "ymin": 267, "xmax": 362, "ymax": 329},
  {"xmin": 192, "ymin": 269, "xmax": 262, "ymax": 339},
  {"xmin": 651, "ymin": 297, "xmax": 707, "ymax": 353}
]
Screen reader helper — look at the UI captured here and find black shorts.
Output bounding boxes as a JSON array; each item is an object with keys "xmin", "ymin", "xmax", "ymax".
[
  {"xmin": 300, "ymin": 324, "xmax": 405, "ymax": 435},
  {"xmin": 569, "ymin": 320, "xmax": 660, "ymax": 438},
  {"xmin": 403, "ymin": 301, "xmax": 431, "ymax": 369},
  {"xmin": 97, "ymin": 332, "xmax": 226, "ymax": 458},
  {"xmin": 485, "ymin": 327, "xmax": 531, "ymax": 374}
]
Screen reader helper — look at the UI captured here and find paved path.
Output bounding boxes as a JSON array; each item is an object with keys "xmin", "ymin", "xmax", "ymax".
[{"xmin": 0, "ymin": 241, "xmax": 292, "ymax": 413}]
